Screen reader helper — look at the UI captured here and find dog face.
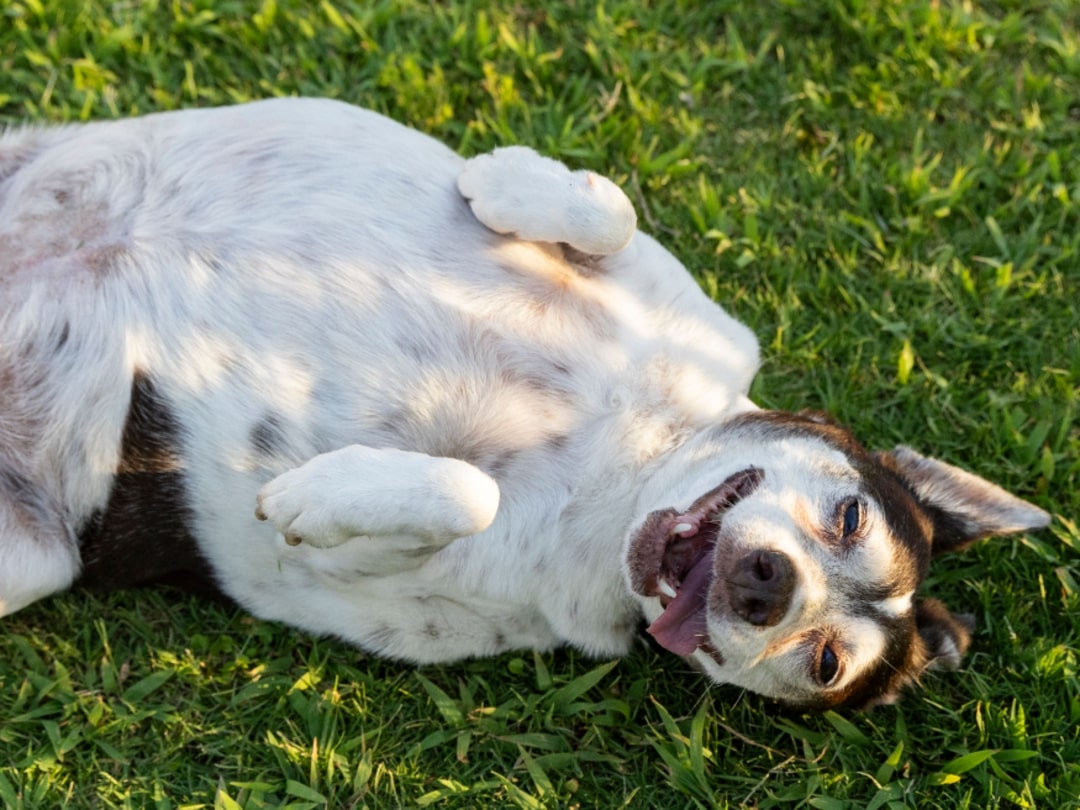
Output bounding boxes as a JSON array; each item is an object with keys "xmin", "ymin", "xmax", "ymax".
[{"xmin": 626, "ymin": 410, "xmax": 1050, "ymax": 709}]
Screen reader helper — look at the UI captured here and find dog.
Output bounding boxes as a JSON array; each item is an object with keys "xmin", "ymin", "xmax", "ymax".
[{"xmin": 0, "ymin": 98, "xmax": 1050, "ymax": 709}]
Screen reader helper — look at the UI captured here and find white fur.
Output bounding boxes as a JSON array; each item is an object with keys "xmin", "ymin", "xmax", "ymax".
[
  {"xmin": 0, "ymin": 99, "xmax": 1049, "ymax": 705},
  {"xmin": 877, "ymin": 591, "xmax": 915, "ymax": 619},
  {"xmin": 457, "ymin": 146, "xmax": 637, "ymax": 254},
  {"xmin": 0, "ymin": 99, "xmax": 757, "ymax": 657},
  {"xmin": 256, "ymin": 446, "xmax": 499, "ymax": 558}
]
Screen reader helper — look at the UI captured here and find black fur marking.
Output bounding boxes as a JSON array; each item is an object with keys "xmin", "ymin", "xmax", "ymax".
[
  {"xmin": 837, "ymin": 580, "xmax": 915, "ymax": 623},
  {"xmin": 77, "ymin": 371, "xmax": 220, "ymax": 595},
  {"xmin": 550, "ymin": 361, "xmax": 572, "ymax": 378},
  {"xmin": 393, "ymin": 332, "xmax": 433, "ymax": 364},
  {"xmin": 250, "ymin": 412, "xmax": 286, "ymax": 457},
  {"xmin": 54, "ymin": 321, "xmax": 70, "ymax": 351},
  {"xmin": 0, "ymin": 465, "xmax": 60, "ymax": 539},
  {"xmin": 485, "ymin": 450, "xmax": 518, "ymax": 478},
  {"xmin": 922, "ymin": 503, "xmax": 980, "ymax": 554},
  {"xmin": 545, "ymin": 433, "xmax": 570, "ymax": 451}
]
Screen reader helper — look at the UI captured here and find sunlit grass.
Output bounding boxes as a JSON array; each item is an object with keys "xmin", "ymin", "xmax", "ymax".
[{"xmin": 1, "ymin": 0, "xmax": 1078, "ymax": 807}]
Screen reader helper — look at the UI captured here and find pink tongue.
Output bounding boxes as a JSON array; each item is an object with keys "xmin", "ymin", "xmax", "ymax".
[{"xmin": 646, "ymin": 553, "xmax": 714, "ymax": 656}]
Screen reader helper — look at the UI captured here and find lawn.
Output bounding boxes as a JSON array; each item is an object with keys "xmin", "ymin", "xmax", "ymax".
[{"xmin": 1, "ymin": 0, "xmax": 1078, "ymax": 807}]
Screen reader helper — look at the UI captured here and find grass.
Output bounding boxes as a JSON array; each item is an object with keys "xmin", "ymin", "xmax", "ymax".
[{"xmin": 1, "ymin": 0, "xmax": 1078, "ymax": 807}]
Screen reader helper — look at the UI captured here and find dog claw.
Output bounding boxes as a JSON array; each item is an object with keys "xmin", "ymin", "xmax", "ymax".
[
  {"xmin": 255, "ymin": 505, "xmax": 267, "ymax": 521},
  {"xmin": 285, "ymin": 533, "xmax": 302, "ymax": 546}
]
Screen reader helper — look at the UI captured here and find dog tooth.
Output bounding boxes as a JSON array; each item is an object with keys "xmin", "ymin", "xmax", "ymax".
[
  {"xmin": 658, "ymin": 579, "xmax": 678, "ymax": 599},
  {"xmin": 673, "ymin": 522, "xmax": 694, "ymax": 535}
]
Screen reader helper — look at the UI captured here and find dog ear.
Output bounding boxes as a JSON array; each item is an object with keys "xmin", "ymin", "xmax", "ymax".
[
  {"xmin": 914, "ymin": 597, "xmax": 976, "ymax": 672},
  {"xmin": 796, "ymin": 409, "xmax": 839, "ymax": 426},
  {"xmin": 852, "ymin": 599, "xmax": 976, "ymax": 709},
  {"xmin": 880, "ymin": 445, "xmax": 1051, "ymax": 555}
]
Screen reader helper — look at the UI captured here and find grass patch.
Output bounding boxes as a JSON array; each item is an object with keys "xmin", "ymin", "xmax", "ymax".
[{"xmin": 2, "ymin": 0, "xmax": 1078, "ymax": 807}]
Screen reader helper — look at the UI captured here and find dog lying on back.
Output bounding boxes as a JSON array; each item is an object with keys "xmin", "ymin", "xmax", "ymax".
[{"xmin": 0, "ymin": 99, "xmax": 1050, "ymax": 709}]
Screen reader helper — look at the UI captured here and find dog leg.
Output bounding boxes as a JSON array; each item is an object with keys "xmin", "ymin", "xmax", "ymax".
[
  {"xmin": 457, "ymin": 146, "xmax": 637, "ymax": 255},
  {"xmin": 255, "ymin": 445, "xmax": 499, "ymax": 572},
  {"xmin": 0, "ymin": 469, "xmax": 81, "ymax": 616}
]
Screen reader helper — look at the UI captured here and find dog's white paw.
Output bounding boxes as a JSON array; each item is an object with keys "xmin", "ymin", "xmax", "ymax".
[
  {"xmin": 255, "ymin": 445, "xmax": 500, "ymax": 549},
  {"xmin": 255, "ymin": 460, "xmax": 355, "ymax": 548},
  {"xmin": 457, "ymin": 146, "xmax": 636, "ymax": 255}
]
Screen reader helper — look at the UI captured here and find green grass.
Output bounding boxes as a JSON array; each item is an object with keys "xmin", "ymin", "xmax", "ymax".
[{"xmin": 1, "ymin": 0, "xmax": 1078, "ymax": 807}]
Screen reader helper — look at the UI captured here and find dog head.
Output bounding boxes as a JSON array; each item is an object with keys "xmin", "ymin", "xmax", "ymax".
[{"xmin": 625, "ymin": 410, "xmax": 1050, "ymax": 709}]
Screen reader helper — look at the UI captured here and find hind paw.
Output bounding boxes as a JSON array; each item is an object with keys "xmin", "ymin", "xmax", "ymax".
[{"xmin": 457, "ymin": 146, "xmax": 636, "ymax": 255}]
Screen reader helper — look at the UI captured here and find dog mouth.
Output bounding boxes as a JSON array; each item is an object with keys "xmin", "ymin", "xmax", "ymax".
[{"xmin": 629, "ymin": 467, "xmax": 763, "ymax": 658}]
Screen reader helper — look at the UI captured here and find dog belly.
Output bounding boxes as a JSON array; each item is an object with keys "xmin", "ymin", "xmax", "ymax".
[
  {"xmin": 229, "ymin": 548, "xmax": 565, "ymax": 662},
  {"xmin": 2, "ymin": 99, "xmax": 759, "ymax": 652}
]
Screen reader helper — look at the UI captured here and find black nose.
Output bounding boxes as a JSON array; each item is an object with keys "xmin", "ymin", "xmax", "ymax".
[{"xmin": 727, "ymin": 549, "xmax": 795, "ymax": 627}]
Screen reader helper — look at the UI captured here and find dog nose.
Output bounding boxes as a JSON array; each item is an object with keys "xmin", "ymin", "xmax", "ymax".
[{"xmin": 727, "ymin": 549, "xmax": 795, "ymax": 627}]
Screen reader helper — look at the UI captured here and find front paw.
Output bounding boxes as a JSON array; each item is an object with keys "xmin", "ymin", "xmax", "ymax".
[
  {"xmin": 255, "ymin": 459, "xmax": 357, "ymax": 548},
  {"xmin": 254, "ymin": 446, "xmax": 500, "ymax": 549}
]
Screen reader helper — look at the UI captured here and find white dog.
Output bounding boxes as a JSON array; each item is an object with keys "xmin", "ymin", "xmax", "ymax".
[{"xmin": 0, "ymin": 98, "xmax": 1050, "ymax": 709}]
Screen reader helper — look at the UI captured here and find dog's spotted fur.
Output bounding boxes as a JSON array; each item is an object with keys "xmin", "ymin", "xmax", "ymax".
[{"xmin": 0, "ymin": 99, "xmax": 1050, "ymax": 708}]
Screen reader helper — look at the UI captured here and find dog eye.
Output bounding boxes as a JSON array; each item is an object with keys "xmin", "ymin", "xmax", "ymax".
[
  {"xmin": 841, "ymin": 500, "xmax": 860, "ymax": 538},
  {"xmin": 818, "ymin": 644, "xmax": 840, "ymax": 685}
]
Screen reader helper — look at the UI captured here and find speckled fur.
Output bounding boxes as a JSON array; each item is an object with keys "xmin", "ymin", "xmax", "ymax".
[{"xmin": 0, "ymin": 99, "xmax": 1049, "ymax": 708}]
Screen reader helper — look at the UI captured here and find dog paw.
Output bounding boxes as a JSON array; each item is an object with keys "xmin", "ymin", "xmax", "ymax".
[
  {"xmin": 457, "ymin": 146, "xmax": 636, "ymax": 255},
  {"xmin": 255, "ymin": 457, "xmax": 360, "ymax": 548},
  {"xmin": 255, "ymin": 446, "xmax": 500, "ymax": 549}
]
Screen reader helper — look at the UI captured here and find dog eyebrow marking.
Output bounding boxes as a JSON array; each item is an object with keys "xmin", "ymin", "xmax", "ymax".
[
  {"xmin": 833, "ymin": 618, "xmax": 888, "ymax": 691},
  {"xmin": 875, "ymin": 590, "xmax": 914, "ymax": 618}
]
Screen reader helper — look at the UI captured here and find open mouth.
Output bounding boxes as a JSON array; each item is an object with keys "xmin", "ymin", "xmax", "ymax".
[{"xmin": 629, "ymin": 467, "xmax": 763, "ymax": 657}]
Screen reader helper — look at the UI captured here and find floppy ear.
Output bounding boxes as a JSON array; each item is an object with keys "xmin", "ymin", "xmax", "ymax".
[
  {"xmin": 883, "ymin": 446, "xmax": 1051, "ymax": 555},
  {"xmin": 914, "ymin": 598, "xmax": 976, "ymax": 672},
  {"xmin": 849, "ymin": 599, "xmax": 977, "ymax": 710},
  {"xmin": 796, "ymin": 409, "xmax": 840, "ymax": 426}
]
